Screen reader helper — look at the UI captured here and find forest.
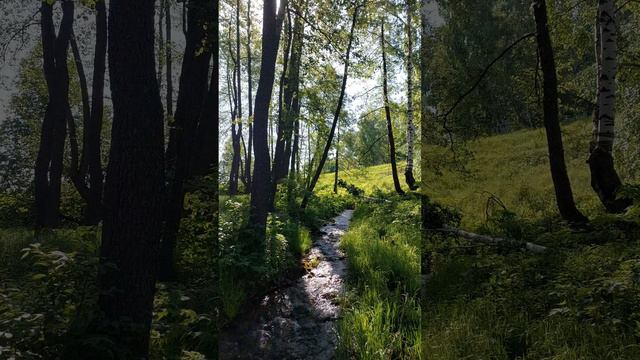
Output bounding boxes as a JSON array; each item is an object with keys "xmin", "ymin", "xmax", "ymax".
[
  {"xmin": 422, "ymin": 0, "xmax": 640, "ymax": 359},
  {"xmin": 0, "ymin": 0, "xmax": 421, "ymax": 358},
  {"xmin": 0, "ymin": 0, "xmax": 638, "ymax": 359},
  {"xmin": 217, "ymin": 0, "xmax": 421, "ymax": 358}
]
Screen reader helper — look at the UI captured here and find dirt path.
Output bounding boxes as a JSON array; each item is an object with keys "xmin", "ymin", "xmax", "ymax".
[{"xmin": 219, "ymin": 209, "xmax": 354, "ymax": 360}]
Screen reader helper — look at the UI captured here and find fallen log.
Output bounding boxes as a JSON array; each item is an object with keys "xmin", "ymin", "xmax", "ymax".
[{"xmin": 429, "ymin": 226, "xmax": 547, "ymax": 254}]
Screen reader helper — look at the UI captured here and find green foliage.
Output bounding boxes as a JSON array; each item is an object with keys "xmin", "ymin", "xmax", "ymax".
[
  {"xmin": 337, "ymin": 196, "xmax": 421, "ymax": 359},
  {"xmin": 0, "ymin": 230, "xmax": 99, "ymax": 359}
]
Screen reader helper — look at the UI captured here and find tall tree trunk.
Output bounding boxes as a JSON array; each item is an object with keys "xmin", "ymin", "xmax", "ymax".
[
  {"xmin": 404, "ymin": 0, "xmax": 418, "ymax": 190},
  {"xmin": 229, "ymin": 39, "xmax": 241, "ymax": 195},
  {"xmin": 301, "ymin": 4, "xmax": 360, "ymax": 209},
  {"xmin": 273, "ymin": 4, "xmax": 305, "ymax": 195},
  {"xmin": 159, "ymin": 0, "xmax": 214, "ymax": 281},
  {"xmin": 381, "ymin": 20, "xmax": 405, "ymax": 196},
  {"xmin": 67, "ymin": 1, "xmax": 107, "ymax": 225},
  {"xmin": 165, "ymin": 0, "xmax": 173, "ymax": 117},
  {"xmin": 95, "ymin": 0, "xmax": 165, "ymax": 356},
  {"xmin": 333, "ymin": 124, "xmax": 339, "ymax": 194},
  {"xmin": 245, "ymin": 0, "xmax": 254, "ymax": 191},
  {"xmin": 290, "ymin": 97, "xmax": 300, "ymax": 176},
  {"xmin": 158, "ymin": 0, "xmax": 164, "ymax": 91},
  {"xmin": 587, "ymin": 0, "xmax": 630, "ymax": 213},
  {"xmin": 249, "ymin": 0, "xmax": 288, "ymax": 238},
  {"xmin": 533, "ymin": 0, "xmax": 587, "ymax": 224},
  {"xmin": 190, "ymin": 71, "xmax": 219, "ymax": 177},
  {"xmin": 235, "ymin": 0, "xmax": 245, "ymax": 191},
  {"xmin": 271, "ymin": 10, "xmax": 293, "ymax": 204},
  {"xmin": 187, "ymin": 1, "xmax": 219, "ymax": 178},
  {"xmin": 85, "ymin": 0, "xmax": 107, "ymax": 225},
  {"xmin": 35, "ymin": 0, "xmax": 74, "ymax": 229}
]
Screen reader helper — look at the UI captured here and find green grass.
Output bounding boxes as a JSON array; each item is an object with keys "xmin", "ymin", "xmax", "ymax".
[
  {"xmin": 423, "ymin": 119, "xmax": 640, "ymax": 359},
  {"xmin": 318, "ymin": 161, "xmax": 417, "ymax": 195},
  {"xmin": 336, "ymin": 197, "xmax": 422, "ymax": 359},
  {"xmin": 424, "ymin": 119, "xmax": 610, "ymax": 227}
]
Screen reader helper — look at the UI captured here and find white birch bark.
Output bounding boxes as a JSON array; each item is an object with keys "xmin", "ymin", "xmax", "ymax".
[
  {"xmin": 596, "ymin": 0, "xmax": 617, "ymax": 152},
  {"xmin": 405, "ymin": 0, "xmax": 416, "ymax": 178}
]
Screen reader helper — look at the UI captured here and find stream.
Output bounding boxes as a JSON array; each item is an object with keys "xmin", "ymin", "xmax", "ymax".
[{"xmin": 219, "ymin": 209, "xmax": 355, "ymax": 360}]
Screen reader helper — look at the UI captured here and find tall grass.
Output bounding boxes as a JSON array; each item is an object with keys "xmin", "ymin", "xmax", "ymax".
[
  {"xmin": 337, "ymin": 197, "xmax": 421, "ymax": 359},
  {"xmin": 423, "ymin": 119, "xmax": 611, "ymax": 227}
]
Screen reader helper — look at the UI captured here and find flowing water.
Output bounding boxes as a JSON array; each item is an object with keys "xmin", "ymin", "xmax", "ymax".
[{"xmin": 219, "ymin": 209, "xmax": 354, "ymax": 360}]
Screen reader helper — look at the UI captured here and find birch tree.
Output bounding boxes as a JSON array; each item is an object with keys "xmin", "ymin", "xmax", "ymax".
[{"xmin": 587, "ymin": 0, "xmax": 631, "ymax": 213}]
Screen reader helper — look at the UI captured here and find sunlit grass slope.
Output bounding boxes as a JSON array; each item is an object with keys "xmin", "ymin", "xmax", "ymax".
[
  {"xmin": 424, "ymin": 119, "xmax": 607, "ymax": 227},
  {"xmin": 318, "ymin": 161, "xmax": 419, "ymax": 195}
]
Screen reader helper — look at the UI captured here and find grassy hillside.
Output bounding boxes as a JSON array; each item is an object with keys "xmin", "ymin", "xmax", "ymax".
[
  {"xmin": 423, "ymin": 120, "xmax": 640, "ymax": 359},
  {"xmin": 318, "ymin": 161, "xmax": 418, "ymax": 195},
  {"xmin": 424, "ymin": 119, "xmax": 611, "ymax": 227}
]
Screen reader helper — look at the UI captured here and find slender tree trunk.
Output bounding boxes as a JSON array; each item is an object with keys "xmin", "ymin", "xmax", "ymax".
[
  {"xmin": 159, "ymin": 0, "xmax": 214, "ymax": 281},
  {"xmin": 85, "ymin": 0, "xmax": 107, "ymax": 225},
  {"xmin": 158, "ymin": 0, "xmax": 164, "ymax": 91},
  {"xmin": 235, "ymin": 0, "xmax": 245, "ymax": 191},
  {"xmin": 404, "ymin": 0, "xmax": 418, "ymax": 190},
  {"xmin": 35, "ymin": 0, "xmax": 74, "ymax": 229},
  {"xmin": 95, "ymin": 0, "xmax": 165, "ymax": 355},
  {"xmin": 273, "ymin": 4, "xmax": 305, "ymax": 192},
  {"xmin": 301, "ymin": 4, "xmax": 360, "ymax": 209},
  {"xmin": 69, "ymin": 34, "xmax": 90, "ymax": 187},
  {"xmin": 533, "ymin": 0, "xmax": 587, "ymax": 224},
  {"xmin": 381, "ymin": 20, "xmax": 405, "ymax": 195},
  {"xmin": 249, "ymin": 0, "xmax": 288, "ymax": 238},
  {"xmin": 290, "ymin": 99, "xmax": 300, "ymax": 176},
  {"xmin": 587, "ymin": 0, "xmax": 630, "ymax": 213},
  {"xmin": 245, "ymin": 0, "xmax": 254, "ymax": 191},
  {"xmin": 67, "ymin": 1, "xmax": 107, "ymax": 225},
  {"xmin": 165, "ymin": 0, "xmax": 173, "ymax": 117},
  {"xmin": 272, "ymin": 11, "xmax": 292, "ymax": 198},
  {"xmin": 334, "ymin": 124, "xmax": 339, "ymax": 193},
  {"xmin": 229, "ymin": 40, "xmax": 241, "ymax": 194}
]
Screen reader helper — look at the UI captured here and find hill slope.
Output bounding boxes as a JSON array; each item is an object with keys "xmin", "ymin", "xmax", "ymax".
[{"xmin": 424, "ymin": 119, "xmax": 608, "ymax": 227}]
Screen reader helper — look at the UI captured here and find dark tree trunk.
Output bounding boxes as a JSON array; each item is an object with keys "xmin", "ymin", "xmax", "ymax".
[
  {"xmin": 271, "ymin": 10, "xmax": 293, "ymax": 206},
  {"xmin": 381, "ymin": 20, "xmax": 405, "ymax": 196},
  {"xmin": 67, "ymin": 1, "xmax": 107, "ymax": 225},
  {"xmin": 334, "ymin": 125, "xmax": 339, "ymax": 194},
  {"xmin": 165, "ymin": 0, "xmax": 173, "ymax": 117},
  {"xmin": 235, "ymin": 0, "xmax": 245, "ymax": 192},
  {"xmin": 34, "ymin": 0, "xmax": 74, "ymax": 229},
  {"xmin": 244, "ymin": 0, "xmax": 254, "ymax": 192},
  {"xmin": 301, "ymin": 4, "xmax": 360, "ymax": 209},
  {"xmin": 159, "ymin": 0, "xmax": 214, "ymax": 281},
  {"xmin": 190, "ymin": 71, "xmax": 219, "ymax": 176},
  {"xmin": 229, "ymin": 46, "xmax": 241, "ymax": 195},
  {"xmin": 85, "ymin": 0, "xmax": 107, "ymax": 225},
  {"xmin": 533, "ymin": 0, "xmax": 588, "ymax": 224},
  {"xmin": 249, "ymin": 0, "xmax": 288, "ymax": 237},
  {"xmin": 273, "ymin": 5, "xmax": 305, "ymax": 199},
  {"xmin": 95, "ymin": 0, "xmax": 165, "ymax": 356}
]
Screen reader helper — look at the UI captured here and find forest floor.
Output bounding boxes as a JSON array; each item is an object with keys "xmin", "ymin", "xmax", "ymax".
[
  {"xmin": 423, "ymin": 118, "xmax": 640, "ymax": 359},
  {"xmin": 219, "ymin": 209, "xmax": 353, "ymax": 359}
]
